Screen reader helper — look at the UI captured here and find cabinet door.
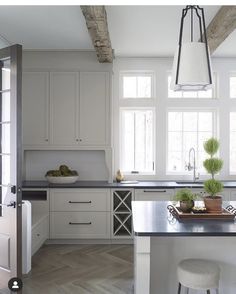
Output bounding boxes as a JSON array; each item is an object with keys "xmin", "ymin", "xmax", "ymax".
[
  {"xmin": 79, "ymin": 72, "xmax": 109, "ymax": 145},
  {"xmin": 22, "ymin": 72, "xmax": 49, "ymax": 145},
  {"xmin": 135, "ymin": 189, "xmax": 174, "ymax": 201},
  {"xmin": 50, "ymin": 72, "xmax": 79, "ymax": 145}
]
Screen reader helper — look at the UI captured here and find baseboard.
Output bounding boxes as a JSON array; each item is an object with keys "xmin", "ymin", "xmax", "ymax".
[{"xmin": 45, "ymin": 238, "xmax": 133, "ymax": 245}]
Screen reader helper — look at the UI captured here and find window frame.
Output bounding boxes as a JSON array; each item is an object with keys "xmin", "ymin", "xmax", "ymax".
[
  {"xmin": 230, "ymin": 111, "xmax": 236, "ymax": 175},
  {"xmin": 119, "ymin": 71, "xmax": 155, "ymax": 100},
  {"xmin": 166, "ymin": 108, "xmax": 218, "ymax": 175},
  {"xmin": 119, "ymin": 106, "xmax": 156, "ymax": 175}
]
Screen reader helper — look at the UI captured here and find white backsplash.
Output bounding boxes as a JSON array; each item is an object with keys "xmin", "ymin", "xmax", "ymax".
[{"xmin": 24, "ymin": 150, "xmax": 108, "ymax": 181}]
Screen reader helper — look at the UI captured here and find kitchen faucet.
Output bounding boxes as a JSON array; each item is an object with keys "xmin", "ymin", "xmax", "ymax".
[{"xmin": 187, "ymin": 147, "xmax": 199, "ymax": 182}]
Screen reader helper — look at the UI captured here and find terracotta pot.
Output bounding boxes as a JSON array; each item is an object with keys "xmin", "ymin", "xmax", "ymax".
[
  {"xmin": 179, "ymin": 200, "xmax": 194, "ymax": 213},
  {"xmin": 204, "ymin": 196, "xmax": 222, "ymax": 213}
]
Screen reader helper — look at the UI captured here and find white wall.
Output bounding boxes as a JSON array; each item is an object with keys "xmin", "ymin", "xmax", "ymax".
[
  {"xmin": 22, "ymin": 50, "xmax": 113, "ymax": 182},
  {"xmin": 24, "ymin": 150, "xmax": 108, "ymax": 181},
  {"xmin": 113, "ymin": 57, "xmax": 236, "ymax": 181}
]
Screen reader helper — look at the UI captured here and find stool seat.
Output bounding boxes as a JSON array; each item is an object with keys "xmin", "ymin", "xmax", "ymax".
[{"xmin": 178, "ymin": 259, "xmax": 220, "ymax": 290}]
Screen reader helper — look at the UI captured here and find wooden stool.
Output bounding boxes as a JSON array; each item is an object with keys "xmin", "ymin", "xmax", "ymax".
[{"xmin": 177, "ymin": 259, "xmax": 220, "ymax": 294}]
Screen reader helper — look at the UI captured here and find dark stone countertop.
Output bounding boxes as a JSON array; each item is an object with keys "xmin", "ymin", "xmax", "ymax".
[
  {"xmin": 22, "ymin": 180, "xmax": 236, "ymax": 189},
  {"xmin": 132, "ymin": 201, "xmax": 236, "ymax": 237}
]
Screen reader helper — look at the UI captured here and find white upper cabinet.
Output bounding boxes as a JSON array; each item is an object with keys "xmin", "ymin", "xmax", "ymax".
[
  {"xmin": 22, "ymin": 72, "xmax": 49, "ymax": 146},
  {"xmin": 50, "ymin": 72, "xmax": 79, "ymax": 146},
  {"xmin": 79, "ymin": 72, "xmax": 109, "ymax": 146},
  {"xmin": 22, "ymin": 71, "xmax": 110, "ymax": 149}
]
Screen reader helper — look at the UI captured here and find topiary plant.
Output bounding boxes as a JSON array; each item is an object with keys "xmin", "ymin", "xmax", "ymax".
[
  {"xmin": 174, "ymin": 188, "xmax": 196, "ymax": 202},
  {"xmin": 203, "ymin": 138, "xmax": 223, "ymax": 198}
]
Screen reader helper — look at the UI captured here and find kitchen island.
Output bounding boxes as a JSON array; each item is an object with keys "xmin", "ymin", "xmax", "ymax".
[{"xmin": 132, "ymin": 201, "xmax": 236, "ymax": 294}]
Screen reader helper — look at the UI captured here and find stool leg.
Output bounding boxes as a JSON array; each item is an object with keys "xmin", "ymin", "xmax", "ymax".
[
  {"xmin": 215, "ymin": 289, "xmax": 219, "ymax": 294},
  {"xmin": 177, "ymin": 283, "xmax": 181, "ymax": 294},
  {"xmin": 186, "ymin": 288, "xmax": 189, "ymax": 294},
  {"xmin": 207, "ymin": 290, "xmax": 210, "ymax": 294}
]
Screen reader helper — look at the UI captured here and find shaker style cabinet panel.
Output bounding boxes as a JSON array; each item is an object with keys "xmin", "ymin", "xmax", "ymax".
[
  {"xmin": 79, "ymin": 72, "xmax": 109, "ymax": 146},
  {"xmin": 50, "ymin": 72, "xmax": 79, "ymax": 146},
  {"xmin": 135, "ymin": 189, "xmax": 174, "ymax": 201},
  {"xmin": 22, "ymin": 72, "xmax": 49, "ymax": 146}
]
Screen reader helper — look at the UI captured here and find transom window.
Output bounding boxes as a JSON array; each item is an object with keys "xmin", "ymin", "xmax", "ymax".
[
  {"xmin": 120, "ymin": 72, "xmax": 154, "ymax": 99},
  {"xmin": 230, "ymin": 112, "xmax": 236, "ymax": 173},
  {"xmin": 167, "ymin": 75, "xmax": 214, "ymax": 98},
  {"xmin": 120, "ymin": 109, "xmax": 154, "ymax": 174},
  {"xmin": 167, "ymin": 111, "xmax": 216, "ymax": 173},
  {"xmin": 230, "ymin": 76, "xmax": 236, "ymax": 98}
]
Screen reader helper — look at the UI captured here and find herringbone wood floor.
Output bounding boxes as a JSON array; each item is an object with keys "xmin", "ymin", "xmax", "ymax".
[{"xmin": 23, "ymin": 244, "xmax": 134, "ymax": 294}]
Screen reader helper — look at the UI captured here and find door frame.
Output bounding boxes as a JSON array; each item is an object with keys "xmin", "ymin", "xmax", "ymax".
[{"xmin": 0, "ymin": 44, "xmax": 23, "ymax": 279}]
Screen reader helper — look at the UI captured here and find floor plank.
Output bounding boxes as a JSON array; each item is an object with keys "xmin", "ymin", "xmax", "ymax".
[{"xmin": 23, "ymin": 244, "xmax": 134, "ymax": 294}]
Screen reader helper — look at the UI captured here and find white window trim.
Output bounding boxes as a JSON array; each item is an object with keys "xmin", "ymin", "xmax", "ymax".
[
  {"xmin": 119, "ymin": 70, "xmax": 155, "ymax": 100},
  {"xmin": 166, "ymin": 107, "xmax": 218, "ymax": 175},
  {"xmin": 229, "ymin": 73, "xmax": 236, "ymax": 99}
]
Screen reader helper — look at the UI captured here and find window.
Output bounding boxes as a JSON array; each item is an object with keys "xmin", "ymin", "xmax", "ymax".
[
  {"xmin": 230, "ymin": 76, "xmax": 236, "ymax": 98},
  {"xmin": 120, "ymin": 72, "xmax": 153, "ymax": 99},
  {"xmin": 120, "ymin": 109, "xmax": 154, "ymax": 173},
  {"xmin": 167, "ymin": 111, "xmax": 216, "ymax": 173},
  {"xmin": 167, "ymin": 75, "xmax": 214, "ymax": 98},
  {"xmin": 230, "ymin": 113, "xmax": 236, "ymax": 173}
]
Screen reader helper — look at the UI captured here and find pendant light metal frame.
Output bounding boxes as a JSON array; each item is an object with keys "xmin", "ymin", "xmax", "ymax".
[{"xmin": 175, "ymin": 5, "xmax": 212, "ymax": 90}]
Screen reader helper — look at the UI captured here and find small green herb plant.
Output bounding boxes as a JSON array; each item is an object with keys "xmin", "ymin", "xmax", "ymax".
[
  {"xmin": 174, "ymin": 188, "xmax": 196, "ymax": 202},
  {"xmin": 203, "ymin": 138, "xmax": 223, "ymax": 197}
]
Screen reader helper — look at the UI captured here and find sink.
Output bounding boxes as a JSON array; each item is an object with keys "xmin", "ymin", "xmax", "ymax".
[{"xmin": 176, "ymin": 181, "xmax": 203, "ymax": 185}]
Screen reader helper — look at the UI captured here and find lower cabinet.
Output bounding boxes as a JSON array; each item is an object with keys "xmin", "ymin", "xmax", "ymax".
[
  {"xmin": 32, "ymin": 215, "xmax": 49, "ymax": 255},
  {"xmin": 50, "ymin": 212, "xmax": 110, "ymax": 239},
  {"xmin": 135, "ymin": 189, "xmax": 175, "ymax": 201},
  {"xmin": 49, "ymin": 189, "xmax": 111, "ymax": 239}
]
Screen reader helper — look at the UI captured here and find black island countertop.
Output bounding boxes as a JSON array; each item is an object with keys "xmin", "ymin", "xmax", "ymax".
[
  {"xmin": 132, "ymin": 201, "xmax": 236, "ymax": 237},
  {"xmin": 22, "ymin": 180, "xmax": 236, "ymax": 189}
]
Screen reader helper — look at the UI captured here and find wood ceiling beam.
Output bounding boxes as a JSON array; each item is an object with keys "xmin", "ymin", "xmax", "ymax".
[
  {"xmin": 206, "ymin": 6, "xmax": 236, "ymax": 54},
  {"xmin": 81, "ymin": 5, "xmax": 113, "ymax": 63}
]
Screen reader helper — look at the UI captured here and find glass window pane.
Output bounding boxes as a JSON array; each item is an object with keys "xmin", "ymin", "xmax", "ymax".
[
  {"xmin": 120, "ymin": 109, "xmax": 154, "ymax": 173},
  {"xmin": 137, "ymin": 76, "xmax": 151, "ymax": 98},
  {"xmin": 183, "ymin": 112, "xmax": 197, "ymax": 131},
  {"xmin": 1, "ymin": 123, "xmax": 10, "ymax": 154},
  {"xmin": 198, "ymin": 89, "xmax": 212, "ymax": 98},
  {"xmin": 2, "ymin": 68, "xmax": 10, "ymax": 90},
  {"xmin": 1, "ymin": 92, "xmax": 10, "ymax": 122},
  {"xmin": 168, "ymin": 151, "xmax": 182, "ymax": 172},
  {"xmin": 168, "ymin": 76, "xmax": 182, "ymax": 98},
  {"xmin": 123, "ymin": 76, "xmax": 136, "ymax": 98},
  {"xmin": 230, "ymin": 77, "xmax": 236, "ymax": 98},
  {"xmin": 168, "ymin": 132, "xmax": 182, "ymax": 151},
  {"xmin": 2, "ymin": 155, "xmax": 10, "ymax": 186},
  {"xmin": 168, "ymin": 112, "xmax": 182, "ymax": 131},
  {"xmin": 167, "ymin": 110, "xmax": 214, "ymax": 174},
  {"xmin": 198, "ymin": 112, "xmax": 212, "ymax": 132},
  {"xmin": 230, "ymin": 113, "xmax": 236, "ymax": 173},
  {"xmin": 182, "ymin": 91, "xmax": 197, "ymax": 98}
]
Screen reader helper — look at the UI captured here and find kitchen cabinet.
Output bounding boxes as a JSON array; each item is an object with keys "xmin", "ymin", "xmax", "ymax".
[
  {"xmin": 22, "ymin": 71, "xmax": 110, "ymax": 149},
  {"xmin": 50, "ymin": 72, "xmax": 79, "ymax": 146},
  {"xmin": 79, "ymin": 72, "xmax": 109, "ymax": 146},
  {"xmin": 135, "ymin": 189, "xmax": 174, "ymax": 201},
  {"xmin": 22, "ymin": 72, "xmax": 49, "ymax": 146},
  {"xmin": 50, "ymin": 189, "xmax": 111, "ymax": 239}
]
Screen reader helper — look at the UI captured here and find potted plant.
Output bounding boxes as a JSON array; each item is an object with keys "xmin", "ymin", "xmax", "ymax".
[
  {"xmin": 174, "ymin": 188, "xmax": 196, "ymax": 213},
  {"xmin": 203, "ymin": 138, "xmax": 223, "ymax": 213}
]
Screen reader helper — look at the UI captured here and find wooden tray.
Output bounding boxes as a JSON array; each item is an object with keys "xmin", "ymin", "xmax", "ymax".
[{"xmin": 167, "ymin": 205, "xmax": 236, "ymax": 221}]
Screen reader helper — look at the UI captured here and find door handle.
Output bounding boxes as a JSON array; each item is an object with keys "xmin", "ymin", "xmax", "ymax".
[
  {"xmin": 69, "ymin": 222, "xmax": 92, "ymax": 225},
  {"xmin": 68, "ymin": 201, "xmax": 92, "ymax": 204},
  {"xmin": 143, "ymin": 190, "xmax": 167, "ymax": 193}
]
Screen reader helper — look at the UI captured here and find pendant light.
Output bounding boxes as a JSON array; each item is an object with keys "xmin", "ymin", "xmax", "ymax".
[{"xmin": 171, "ymin": 5, "xmax": 213, "ymax": 91}]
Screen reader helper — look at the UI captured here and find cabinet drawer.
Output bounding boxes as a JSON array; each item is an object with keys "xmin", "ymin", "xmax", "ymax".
[
  {"xmin": 32, "ymin": 216, "xmax": 49, "ymax": 255},
  {"xmin": 50, "ymin": 212, "xmax": 110, "ymax": 239},
  {"xmin": 135, "ymin": 189, "xmax": 174, "ymax": 201},
  {"xmin": 50, "ymin": 189, "xmax": 110, "ymax": 212}
]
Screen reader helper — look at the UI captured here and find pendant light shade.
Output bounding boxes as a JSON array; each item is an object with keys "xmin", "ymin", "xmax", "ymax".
[{"xmin": 171, "ymin": 6, "xmax": 213, "ymax": 91}]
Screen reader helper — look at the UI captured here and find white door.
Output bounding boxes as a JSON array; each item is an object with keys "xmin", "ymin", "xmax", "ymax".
[{"xmin": 0, "ymin": 45, "xmax": 22, "ymax": 292}]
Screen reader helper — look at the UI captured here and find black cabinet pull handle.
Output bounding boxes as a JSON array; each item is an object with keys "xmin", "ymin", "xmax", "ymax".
[
  {"xmin": 69, "ymin": 222, "xmax": 92, "ymax": 225},
  {"xmin": 143, "ymin": 190, "xmax": 167, "ymax": 193},
  {"xmin": 68, "ymin": 201, "xmax": 92, "ymax": 204}
]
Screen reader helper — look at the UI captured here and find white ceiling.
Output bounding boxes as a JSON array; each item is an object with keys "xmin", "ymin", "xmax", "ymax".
[
  {"xmin": 0, "ymin": 6, "xmax": 93, "ymax": 50},
  {"xmin": 0, "ymin": 5, "xmax": 234, "ymax": 57}
]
